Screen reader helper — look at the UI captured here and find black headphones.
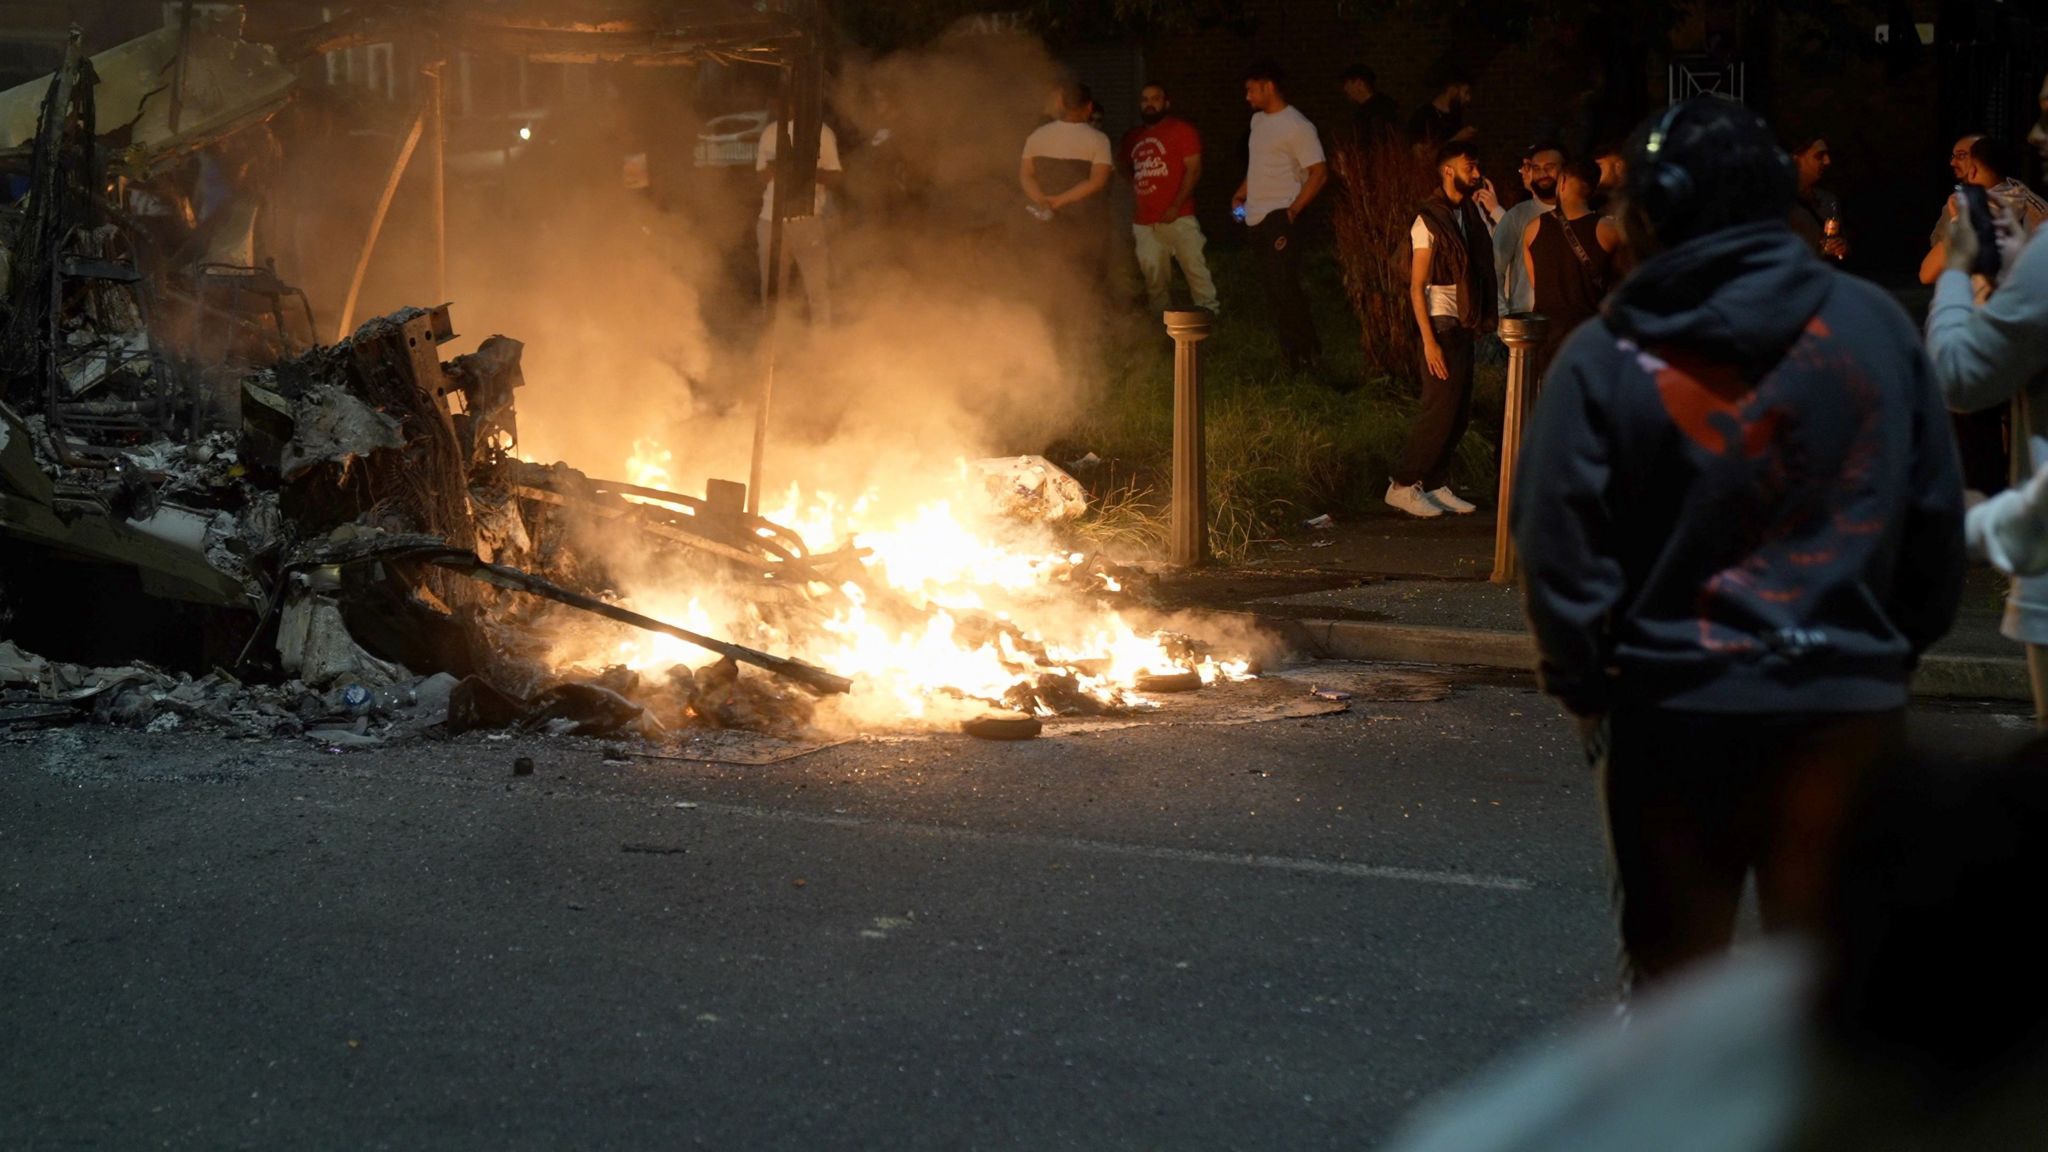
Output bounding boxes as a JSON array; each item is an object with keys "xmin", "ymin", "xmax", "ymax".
[
  {"xmin": 1633, "ymin": 97, "xmax": 1800, "ymax": 233},
  {"xmin": 1635, "ymin": 100, "xmax": 1696, "ymax": 227}
]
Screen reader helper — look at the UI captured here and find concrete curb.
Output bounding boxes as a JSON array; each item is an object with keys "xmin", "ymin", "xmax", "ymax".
[{"xmin": 1272, "ymin": 618, "xmax": 2032, "ymax": 703}]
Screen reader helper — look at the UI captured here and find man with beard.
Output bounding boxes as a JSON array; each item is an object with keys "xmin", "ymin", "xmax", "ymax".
[
  {"xmin": 1231, "ymin": 60, "xmax": 1328, "ymax": 374},
  {"xmin": 1919, "ymin": 133, "xmax": 1990, "ymax": 286},
  {"xmin": 1120, "ymin": 82, "xmax": 1219, "ymax": 315},
  {"xmin": 1408, "ymin": 70, "xmax": 1477, "ymax": 156},
  {"xmin": 1523, "ymin": 155, "xmax": 1621, "ymax": 378},
  {"xmin": 1787, "ymin": 134, "xmax": 1848, "ymax": 261},
  {"xmin": 1514, "ymin": 96, "xmax": 1964, "ymax": 991},
  {"xmin": 1494, "ymin": 141, "xmax": 1563, "ymax": 317},
  {"xmin": 1389, "ymin": 140, "xmax": 1501, "ymax": 518}
]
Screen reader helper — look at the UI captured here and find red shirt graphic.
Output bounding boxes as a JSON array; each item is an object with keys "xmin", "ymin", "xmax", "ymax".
[{"xmin": 1122, "ymin": 116, "xmax": 1201, "ymax": 226}]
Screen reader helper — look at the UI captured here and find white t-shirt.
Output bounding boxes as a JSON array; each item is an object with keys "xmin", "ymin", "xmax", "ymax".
[
  {"xmin": 1244, "ymin": 105, "xmax": 1325, "ymax": 226},
  {"xmin": 1022, "ymin": 120, "xmax": 1113, "ymax": 170},
  {"xmin": 1411, "ymin": 212, "xmax": 1491, "ymax": 318},
  {"xmin": 757, "ymin": 121, "xmax": 841, "ymax": 221}
]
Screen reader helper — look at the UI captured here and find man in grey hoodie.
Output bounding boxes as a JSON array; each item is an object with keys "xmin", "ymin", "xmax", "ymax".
[
  {"xmin": 1927, "ymin": 187, "xmax": 2048, "ymax": 724},
  {"xmin": 1512, "ymin": 97, "xmax": 1966, "ymax": 993}
]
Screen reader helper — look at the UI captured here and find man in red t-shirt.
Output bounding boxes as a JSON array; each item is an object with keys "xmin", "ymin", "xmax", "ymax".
[{"xmin": 1119, "ymin": 82, "xmax": 1220, "ymax": 314}]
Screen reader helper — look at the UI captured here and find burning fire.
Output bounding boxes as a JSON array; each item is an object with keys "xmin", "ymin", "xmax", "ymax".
[{"xmin": 557, "ymin": 447, "xmax": 1252, "ymax": 729}]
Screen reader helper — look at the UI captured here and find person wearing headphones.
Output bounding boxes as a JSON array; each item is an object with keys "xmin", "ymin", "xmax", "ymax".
[{"xmin": 1511, "ymin": 96, "xmax": 1967, "ymax": 995}]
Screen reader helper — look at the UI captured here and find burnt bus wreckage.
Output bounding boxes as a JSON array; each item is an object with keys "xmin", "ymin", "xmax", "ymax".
[
  {"xmin": 0, "ymin": 4, "xmax": 880, "ymax": 741},
  {"xmin": 0, "ymin": 5, "xmax": 1225, "ymax": 745}
]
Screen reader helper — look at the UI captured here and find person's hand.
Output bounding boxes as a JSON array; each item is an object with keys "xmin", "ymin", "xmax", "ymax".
[
  {"xmin": 1821, "ymin": 236, "xmax": 1849, "ymax": 260},
  {"xmin": 1472, "ymin": 180, "xmax": 1499, "ymax": 217},
  {"xmin": 1944, "ymin": 193, "xmax": 1982, "ymax": 274},
  {"xmin": 1422, "ymin": 339, "xmax": 1448, "ymax": 380}
]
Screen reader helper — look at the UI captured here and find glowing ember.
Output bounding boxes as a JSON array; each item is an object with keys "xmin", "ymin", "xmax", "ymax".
[{"xmin": 547, "ymin": 443, "xmax": 1253, "ymax": 730}]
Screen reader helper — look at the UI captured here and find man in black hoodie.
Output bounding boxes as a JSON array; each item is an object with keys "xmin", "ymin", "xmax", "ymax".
[{"xmin": 1511, "ymin": 97, "xmax": 1966, "ymax": 994}]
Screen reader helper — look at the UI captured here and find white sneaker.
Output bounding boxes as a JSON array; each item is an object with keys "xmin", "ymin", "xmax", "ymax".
[
  {"xmin": 1384, "ymin": 481, "xmax": 1444, "ymax": 518},
  {"xmin": 1425, "ymin": 487, "xmax": 1478, "ymax": 515}
]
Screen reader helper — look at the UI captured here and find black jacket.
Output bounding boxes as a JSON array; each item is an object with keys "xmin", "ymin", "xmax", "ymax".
[
  {"xmin": 1511, "ymin": 223, "xmax": 1965, "ymax": 715},
  {"xmin": 1415, "ymin": 190, "xmax": 1498, "ymax": 332}
]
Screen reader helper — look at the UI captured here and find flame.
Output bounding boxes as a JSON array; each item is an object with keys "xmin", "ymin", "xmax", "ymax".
[{"xmin": 545, "ymin": 442, "xmax": 1252, "ymax": 730}]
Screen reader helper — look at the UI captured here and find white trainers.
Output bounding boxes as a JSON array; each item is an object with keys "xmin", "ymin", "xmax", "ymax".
[
  {"xmin": 1385, "ymin": 481, "xmax": 1444, "ymax": 518},
  {"xmin": 1425, "ymin": 487, "xmax": 1478, "ymax": 515}
]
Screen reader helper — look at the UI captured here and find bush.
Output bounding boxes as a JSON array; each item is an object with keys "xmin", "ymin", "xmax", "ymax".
[{"xmin": 1328, "ymin": 134, "xmax": 1433, "ymax": 378}]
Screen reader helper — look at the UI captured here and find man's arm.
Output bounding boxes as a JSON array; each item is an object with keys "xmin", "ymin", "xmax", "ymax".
[
  {"xmin": 1288, "ymin": 161, "xmax": 1328, "ymax": 220},
  {"xmin": 1595, "ymin": 217, "xmax": 1621, "ymax": 252},
  {"xmin": 1411, "ymin": 240, "xmax": 1446, "ymax": 380},
  {"xmin": 1521, "ymin": 216, "xmax": 1542, "ymax": 304},
  {"xmin": 1918, "ymin": 240, "xmax": 1948, "ymax": 285},
  {"xmin": 1927, "ymin": 206, "xmax": 2048, "ymax": 412},
  {"xmin": 1168, "ymin": 152, "xmax": 1202, "ymax": 219},
  {"xmin": 1020, "ymin": 154, "xmax": 1047, "ymax": 206},
  {"xmin": 1512, "ymin": 347, "xmax": 1625, "ymax": 718},
  {"xmin": 1049, "ymin": 163, "xmax": 1112, "ymax": 209}
]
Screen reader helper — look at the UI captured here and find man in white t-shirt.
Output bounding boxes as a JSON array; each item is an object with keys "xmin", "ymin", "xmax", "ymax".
[
  {"xmin": 756, "ymin": 102, "xmax": 841, "ymax": 325},
  {"xmin": 1021, "ymin": 81, "xmax": 1115, "ymax": 285},
  {"xmin": 1230, "ymin": 60, "xmax": 1327, "ymax": 373}
]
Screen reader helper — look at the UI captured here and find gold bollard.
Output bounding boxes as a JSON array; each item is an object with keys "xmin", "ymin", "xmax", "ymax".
[
  {"xmin": 1165, "ymin": 310, "xmax": 1214, "ymax": 568},
  {"xmin": 1492, "ymin": 313, "xmax": 1549, "ymax": 585}
]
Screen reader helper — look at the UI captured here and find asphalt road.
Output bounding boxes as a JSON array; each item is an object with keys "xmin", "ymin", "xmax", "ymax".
[{"xmin": 2, "ymin": 667, "xmax": 2031, "ymax": 1150}]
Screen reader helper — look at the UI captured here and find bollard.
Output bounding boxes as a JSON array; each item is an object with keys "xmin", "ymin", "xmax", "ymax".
[
  {"xmin": 1492, "ymin": 312, "xmax": 1549, "ymax": 585},
  {"xmin": 1165, "ymin": 310, "xmax": 1214, "ymax": 568}
]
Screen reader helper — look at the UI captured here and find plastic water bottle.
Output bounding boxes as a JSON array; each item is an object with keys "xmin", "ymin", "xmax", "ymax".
[{"xmin": 341, "ymin": 683, "xmax": 372, "ymax": 714}]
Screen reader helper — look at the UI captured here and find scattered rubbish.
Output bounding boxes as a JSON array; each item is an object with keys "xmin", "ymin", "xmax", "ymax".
[
  {"xmin": 1064, "ymin": 451, "xmax": 1103, "ymax": 473},
  {"xmin": 1310, "ymin": 687, "xmax": 1354, "ymax": 702},
  {"xmin": 450, "ymin": 677, "xmax": 528, "ymax": 736},
  {"xmin": 602, "ymin": 744, "xmax": 632, "ymax": 762},
  {"xmin": 1310, "ymin": 539, "xmax": 1335, "ymax": 548},
  {"xmin": 1303, "ymin": 514, "xmax": 1335, "ymax": 530},
  {"xmin": 961, "ymin": 711, "xmax": 1044, "ymax": 741},
  {"xmin": 518, "ymin": 682, "xmax": 650, "ymax": 738},
  {"xmin": 969, "ymin": 456, "xmax": 1090, "ymax": 523}
]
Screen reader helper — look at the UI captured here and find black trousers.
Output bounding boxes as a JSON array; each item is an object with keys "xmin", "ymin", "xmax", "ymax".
[
  {"xmin": 1393, "ymin": 318, "xmax": 1475, "ymax": 488},
  {"xmin": 1251, "ymin": 212, "xmax": 1320, "ymax": 370},
  {"xmin": 1952, "ymin": 408, "xmax": 2009, "ymax": 496},
  {"xmin": 1596, "ymin": 706, "xmax": 1904, "ymax": 996}
]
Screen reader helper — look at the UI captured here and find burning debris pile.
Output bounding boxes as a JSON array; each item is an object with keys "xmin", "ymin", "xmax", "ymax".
[
  {"xmin": 3, "ymin": 299, "xmax": 1255, "ymax": 745},
  {"xmin": 0, "ymin": 11, "xmax": 1258, "ymax": 747}
]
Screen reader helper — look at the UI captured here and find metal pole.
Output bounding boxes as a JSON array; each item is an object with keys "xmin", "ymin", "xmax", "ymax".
[
  {"xmin": 746, "ymin": 64, "xmax": 795, "ymax": 518},
  {"xmin": 1165, "ymin": 310, "xmax": 1214, "ymax": 568},
  {"xmin": 1492, "ymin": 312, "xmax": 1548, "ymax": 585},
  {"xmin": 335, "ymin": 103, "xmax": 426, "ymax": 342},
  {"xmin": 428, "ymin": 61, "xmax": 446, "ymax": 305}
]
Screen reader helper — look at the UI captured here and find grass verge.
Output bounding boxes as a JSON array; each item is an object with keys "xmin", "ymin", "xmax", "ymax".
[{"xmin": 1057, "ymin": 244, "xmax": 1504, "ymax": 561}]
